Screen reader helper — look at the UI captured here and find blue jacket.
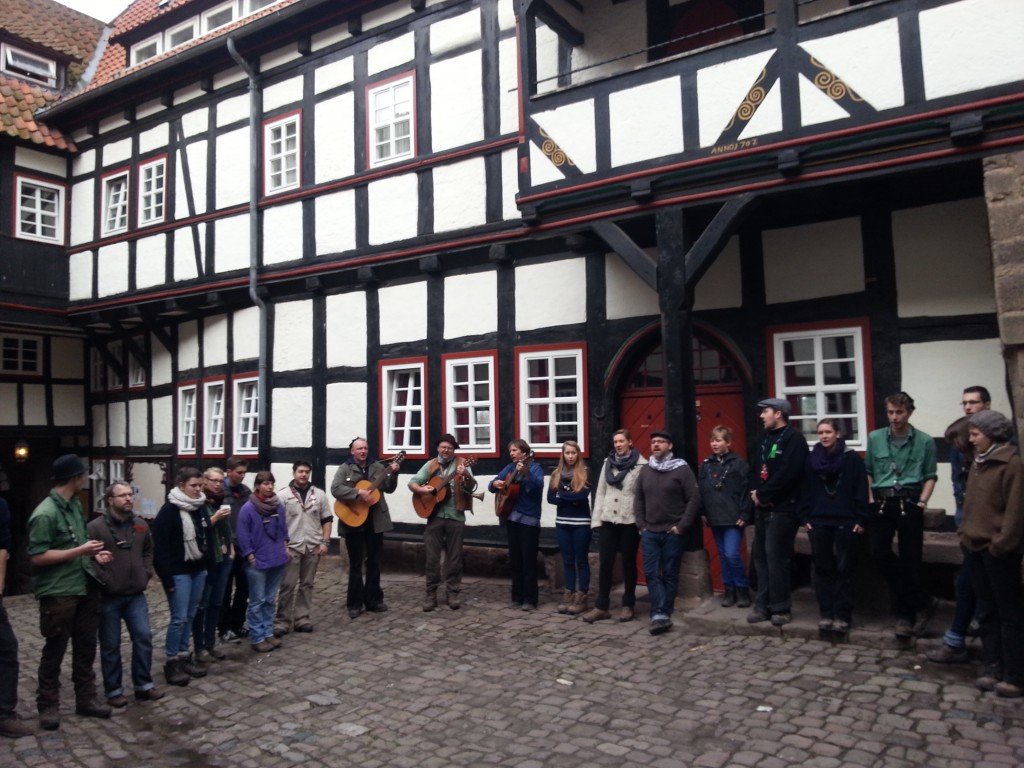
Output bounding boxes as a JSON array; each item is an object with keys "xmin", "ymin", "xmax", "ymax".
[
  {"xmin": 490, "ymin": 462, "xmax": 545, "ymax": 519},
  {"xmin": 547, "ymin": 470, "xmax": 591, "ymax": 526}
]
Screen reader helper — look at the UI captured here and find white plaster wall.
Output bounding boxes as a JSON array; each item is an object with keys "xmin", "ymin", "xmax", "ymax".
[
  {"xmin": 431, "ymin": 51, "xmax": 484, "ymax": 151},
  {"xmin": 97, "ymin": 243, "xmax": 130, "ymax": 297},
  {"xmin": 499, "ymin": 36, "xmax": 518, "ymax": 137},
  {"xmin": 128, "ymin": 398, "xmax": 148, "ymax": 446},
  {"xmin": 274, "ymin": 301, "xmax": 314, "ymax": 371},
  {"xmin": 312, "ymin": 24, "xmax": 352, "ymax": 54},
  {"xmin": 694, "ymin": 237, "xmax": 743, "ymax": 311},
  {"xmin": 216, "ymin": 94, "xmax": 248, "ymax": 127},
  {"xmin": 920, "ymin": 0, "xmax": 1024, "ymax": 100},
  {"xmin": 15, "ymin": 147, "xmax": 65, "ymax": 176},
  {"xmin": 534, "ymin": 23, "xmax": 560, "ymax": 96},
  {"xmin": 99, "ymin": 114, "xmax": 129, "ymax": 134},
  {"xmin": 72, "ymin": 149, "xmax": 95, "ymax": 176},
  {"xmin": 326, "ymin": 382, "xmax": 367, "ymax": 448},
  {"xmin": 497, "ymin": 0, "xmax": 515, "ymax": 30},
  {"xmin": 261, "ymin": 46, "xmax": 302, "ymax": 76},
  {"xmin": 136, "ymin": 98, "xmax": 164, "ymax": 121},
  {"xmin": 175, "ymin": 141, "xmax": 207, "ymax": 219},
  {"xmin": 570, "ymin": 0, "xmax": 646, "ymax": 84},
  {"xmin": 139, "ymin": 123, "xmax": 169, "ymax": 155},
  {"xmin": 69, "ymin": 251, "xmax": 93, "ymax": 300},
  {"xmin": 314, "ymin": 57, "xmax": 354, "ymax": 94},
  {"xmin": 51, "ymin": 337, "xmax": 83, "ymax": 379},
  {"xmin": 516, "ymin": 258, "xmax": 587, "ymax": 331},
  {"xmin": 214, "ymin": 214, "xmax": 250, "ymax": 274},
  {"xmin": 92, "ymin": 404, "xmax": 107, "ymax": 447},
  {"xmin": 799, "ymin": 74, "xmax": 852, "ymax": 128},
  {"xmin": 234, "ymin": 306, "xmax": 260, "ymax": 362},
  {"xmin": 23, "ymin": 384, "xmax": 45, "ymax": 424},
  {"xmin": 378, "ymin": 282, "xmax": 427, "ymax": 345},
  {"xmin": 70, "ymin": 180, "xmax": 94, "ymax": 246},
  {"xmin": 108, "ymin": 401, "xmax": 127, "ymax": 447},
  {"xmin": 203, "ymin": 315, "xmax": 228, "ymax": 368},
  {"xmin": 931, "ymin": 462, "xmax": 955, "ymax": 520},
  {"xmin": 315, "ymin": 189, "xmax": 357, "ymax": 255},
  {"xmin": 135, "ymin": 233, "xmax": 166, "ymax": 289},
  {"xmin": 131, "ymin": 461, "xmax": 166, "ymax": 520},
  {"xmin": 444, "ymin": 271, "xmax": 498, "ymax": 338},
  {"xmin": 698, "ymin": 49, "xmax": 778, "ymax": 148},
  {"xmin": 178, "ymin": 321, "xmax": 199, "ymax": 371},
  {"xmin": 367, "ymin": 33, "xmax": 414, "ymax": 76},
  {"xmin": 433, "ymin": 158, "xmax": 487, "ymax": 232},
  {"xmin": 102, "ymin": 138, "xmax": 132, "ymax": 168},
  {"xmin": 174, "ymin": 83, "xmax": 206, "ymax": 107},
  {"xmin": 365, "ymin": 3, "xmax": 410, "ymax": 33},
  {"xmin": 739, "ymin": 80, "xmax": 783, "ymax": 141},
  {"xmin": 151, "ymin": 333, "xmax": 172, "ymax": 386},
  {"xmin": 51, "ymin": 384, "xmax": 84, "ymax": 426},
  {"xmin": 892, "ymin": 198, "xmax": 994, "ymax": 317},
  {"xmin": 763, "ymin": 218, "xmax": 865, "ymax": 304},
  {"xmin": 431, "ymin": 8, "xmax": 480, "ymax": 55},
  {"xmin": 264, "ymin": 75, "xmax": 303, "ymax": 113},
  {"xmin": 315, "ymin": 93, "xmax": 355, "ymax": 182},
  {"xmin": 271, "ymin": 387, "xmax": 313, "ymax": 447},
  {"xmin": 152, "ymin": 395, "xmax": 173, "ymax": 443},
  {"xmin": 174, "ymin": 222, "xmax": 204, "ymax": 281},
  {"xmin": 180, "ymin": 107, "xmax": 208, "ymax": 139},
  {"xmin": 213, "ymin": 67, "xmax": 246, "ymax": 92},
  {"xmin": 532, "ymin": 101, "xmax": 597, "ymax": 174},
  {"xmin": 326, "ymin": 292, "xmax": 367, "ymax": 368},
  {"xmin": 610, "ymin": 77, "xmax": 684, "ymax": 167},
  {"xmin": 501, "ymin": 148, "xmax": 519, "ymax": 221},
  {"xmin": 215, "ymin": 128, "xmax": 249, "ymax": 208},
  {"xmin": 263, "ymin": 203, "xmax": 303, "ymax": 265},
  {"xmin": 606, "ymin": 253, "xmax": 658, "ymax": 320},
  {"xmin": 0, "ymin": 384, "xmax": 15, "ymax": 425},
  {"xmin": 367, "ymin": 174, "xmax": 418, "ymax": 245}
]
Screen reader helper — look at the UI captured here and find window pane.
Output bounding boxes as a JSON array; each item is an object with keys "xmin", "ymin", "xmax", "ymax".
[
  {"xmin": 553, "ymin": 356, "xmax": 577, "ymax": 376},
  {"xmin": 784, "ymin": 363, "xmax": 815, "ymax": 387},
  {"xmin": 783, "ymin": 339, "xmax": 814, "ymax": 363},
  {"xmin": 822, "ymin": 335, "xmax": 854, "ymax": 360},
  {"xmin": 823, "ymin": 361, "xmax": 856, "ymax": 385}
]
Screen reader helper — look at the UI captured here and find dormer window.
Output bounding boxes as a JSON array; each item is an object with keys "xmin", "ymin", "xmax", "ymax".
[
  {"xmin": 131, "ymin": 35, "xmax": 161, "ymax": 66},
  {"xmin": 203, "ymin": 2, "xmax": 236, "ymax": 32},
  {"xmin": 1, "ymin": 43, "xmax": 57, "ymax": 88},
  {"xmin": 167, "ymin": 19, "xmax": 198, "ymax": 48}
]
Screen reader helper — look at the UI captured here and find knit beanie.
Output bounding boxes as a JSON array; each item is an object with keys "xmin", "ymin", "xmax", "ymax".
[{"xmin": 968, "ymin": 410, "xmax": 1014, "ymax": 443}]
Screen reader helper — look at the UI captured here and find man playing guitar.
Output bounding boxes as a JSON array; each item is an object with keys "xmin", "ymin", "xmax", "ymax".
[{"xmin": 408, "ymin": 434, "xmax": 477, "ymax": 611}]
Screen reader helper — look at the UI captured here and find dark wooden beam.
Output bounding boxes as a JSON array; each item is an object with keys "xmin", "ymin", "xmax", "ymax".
[
  {"xmin": 534, "ymin": 1, "xmax": 584, "ymax": 46},
  {"xmin": 349, "ymin": 16, "xmax": 362, "ymax": 35},
  {"xmin": 591, "ymin": 220, "xmax": 657, "ymax": 291},
  {"xmin": 683, "ymin": 193, "xmax": 759, "ymax": 289},
  {"xmin": 297, "ymin": 36, "xmax": 312, "ymax": 56}
]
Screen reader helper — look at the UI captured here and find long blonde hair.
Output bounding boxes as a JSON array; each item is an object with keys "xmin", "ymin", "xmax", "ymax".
[{"xmin": 549, "ymin": 440, "xmax": 588, "ymax": 493}]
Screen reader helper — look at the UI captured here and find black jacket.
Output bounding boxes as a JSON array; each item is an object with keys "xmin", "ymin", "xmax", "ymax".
[
  {"xmin": 699, "ymin": 451, "xmax": 752, "ymax": 526},
  {"xmin": 750, "ymin": 425, "xmax": 809, "ymax": 509},
  {"xmin": 797, "ymin": 449, "xmax": 869, "ymax": 528}
]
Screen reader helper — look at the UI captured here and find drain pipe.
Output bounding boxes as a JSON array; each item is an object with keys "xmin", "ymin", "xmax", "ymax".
[{"xmin": 227, "ymin": 37, "xmax": 269, "ymax": 463}]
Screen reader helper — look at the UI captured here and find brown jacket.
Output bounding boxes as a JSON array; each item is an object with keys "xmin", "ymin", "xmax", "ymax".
[{"xmin": 960, "ymin": 443, "xmax": 1024, "ymax": 558}]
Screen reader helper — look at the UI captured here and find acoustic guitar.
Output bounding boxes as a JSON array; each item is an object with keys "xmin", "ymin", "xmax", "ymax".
[
  {"xmin": 494, "ymin": 453, "xmax": 534, "ymax": 519},
  {"xmin": 333, "ymin": 451, "xmax": 406, "ymax": 527},
  {"xmin": 412, "ymin": 457, "xmax": 478, "ymax": 518}
]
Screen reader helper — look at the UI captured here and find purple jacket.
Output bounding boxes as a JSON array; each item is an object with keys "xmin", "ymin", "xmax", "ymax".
[{"xmin": 237, "ymin": 499, "xmax": 289, "ymax": 570}]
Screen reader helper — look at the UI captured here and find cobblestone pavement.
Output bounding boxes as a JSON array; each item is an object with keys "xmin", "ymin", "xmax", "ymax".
[{"xmin": 3, "ymin": 558, "xmax": 1023, "ymax": 768}]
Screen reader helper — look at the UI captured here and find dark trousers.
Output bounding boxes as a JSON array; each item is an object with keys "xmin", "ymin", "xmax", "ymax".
[
  {"xmin": 219, "ymin": 552, "xmax": 250, "ymax": 634},
  {"xmin": 343, "ymin": 524, "xmax": 384, "ymax": 610},
  {"xmin": 946, "ymin": 557, "xmax": 977, "ymax": 646},
  {"xmin": 36, "ymin": 584, "xmax": 101, "ymax": 710},
  {"xmin": 594, "ymin": 522, "xmax": 639, "ymax": 610},
  {"xmin": 809, "ymin": 525, "xmax": 860, "ymax": 622},
  {"xmin": 195, "ymin": 555, "xmax": 233, "ymax": 649},
  {"xmin": 506, "ymin": 519, "xmax": 541, "ymax": 606},
  {"xmin": 424, "ymin": 517, "xmax": 465, "ymax": 594},
  {"xmin": 964, "ymin": 547, "xmax": 1024, "ymax": 686},
  {"xmin": 868, "ymin": 499, "xmax": 927, "ymax": 622},
  {"xmin": 0, "ymin": 599, "xmax": 18, "ymax": 719},
  {"xmin": 751, "ymin": 506, "xmax": 798, "ymax": 615}
]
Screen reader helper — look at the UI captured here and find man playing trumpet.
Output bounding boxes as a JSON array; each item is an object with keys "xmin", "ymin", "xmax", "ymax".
[{"xmin": 408, "ymin": 434, "xmax": 478, "ymax": 611}]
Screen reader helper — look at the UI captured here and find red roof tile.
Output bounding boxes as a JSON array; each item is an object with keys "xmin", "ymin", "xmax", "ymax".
[
  {"xmin": 0, "ymin": 74, "xmax": 74, "ymax": 149},
  {"xmin": 2, "ymin": 0, "xmax": 106, "ymax": 71}
]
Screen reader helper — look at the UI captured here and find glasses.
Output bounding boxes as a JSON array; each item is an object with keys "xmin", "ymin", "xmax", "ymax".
[{"xmin": 961, "ymin": 400, "xmax": 983, "ymax": 406}]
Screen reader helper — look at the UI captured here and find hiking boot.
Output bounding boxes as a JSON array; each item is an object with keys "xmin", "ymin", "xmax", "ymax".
[
  {"xmin": 295, "ymin": 624, "xmax": 315, "ymax": 633},
  {"xmin": 194, "ymin": 649, "xmax": 216, "ymax": 664},
  {"xmin": 913, "ymin": 597, "xmax": 939, "ymax": 637},
  {"xmin": 181, "ymin": 654, "xmax": 208, "ymax": 677},
  {"xmin": 818, "ymin": 619, "xmax": 834, "ymax": 632},
  {"xmin": 770, "ymin": 613, "xmax": 792, "ymax": 627},
  {"xmin": 164, "ymin": 658, "xmax": 190, "ymax": 687},
  {"xmin": 720, "ymin": 587, "xmax": 737, "ymax": 608},
  {"xmin": 38, "ymin": 706, "xmax": 60, "ymax": 731},
  {"xmin": 251, "ymin": 640, "xmax": 274, "ymax": 653},
  {"xmin": 746, "ymin": 610, "xmax": 770, "ymax": 624},
  {"xmin": 446, "ymin": 593, "xmax": 461, "ymax": 610},
  {"xmin": 735, "ymin": 588, "xmax": 751, "ymax": 608},
  {"xmin": 208, "ymin": 646, "xmax": 227, "ymax": 659},
  {"xmin": 894, "ymin": 619, "xmax": 914, "ymax": 639},
  {"xmin": 0, "ymin": 716, "xmax": 33, "ymax": 738},
  {"xmin": 619, "ymin": 606, "xmax": 635, "ymax": 622},
  {"xmin": 566, "ymin": 591, "xmax": 589, "ymax": 616},
  {"xmin": 649, "ymin": 617, "xmax": 672, "ymax": 635},
  {"xmin": 266, "ymin": 636, "xmax": 282, "ymax": 649},
  {"xmin": 75, "ymin": 698, "xmax": 112, "ymax": 719},
  {"xmin": 556, "ymin": 588, "xmax": 573, "ymax": 614},
  {"xmin": 580, "ymin": 608, "xmax": 611, "ymax": 623},
  {"xmin": 423, "ymin": 593, "xmax": 438, "ymax": 612},
  {"xmin": 106, "ymin": 695, "xmax": 129, "ymax": 709},
  {"xmin": 995, "ymin": 681, "xmax": 1023, "ymax": 698},
  {"xmin": 134, "ymin": 688, "xmax": 165, "ymax": 702},
  {"xmin": 926, "ymin": 644, "xmax": 969, "ymax": 664},
  {"xmin": 976, "ymin": 675, "xmax": 999, "ymax": 692}
]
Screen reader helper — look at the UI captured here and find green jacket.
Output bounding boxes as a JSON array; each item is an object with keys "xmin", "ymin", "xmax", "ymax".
[{"xmin": 27, "ymin": 490, "xmax": 93, "ymax": 598}]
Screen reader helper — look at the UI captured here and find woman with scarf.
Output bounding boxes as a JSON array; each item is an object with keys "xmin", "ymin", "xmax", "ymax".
[
  {"xmin": 580, "ymin": 429, "xmax": 647, "ymax": 623},
  {"xmin": 548, "ymin": 440, "xmax": 592, "ymax": 616},
  {"xmin": 237, "ymin": 471, "xmax": 289, "ymax": 653},
  {"xmin": 798, "ymin": 418, "xmax": 868, "ymax": 635},
  {"xmin": 153, "ymin": 467, "xmax": 211, "ymax": 686}
]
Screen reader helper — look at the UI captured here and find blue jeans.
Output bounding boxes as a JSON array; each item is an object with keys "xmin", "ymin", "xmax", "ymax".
[
  {"xmin": 193, "ymin": 556, "xmax": 234, "ymax": 651},
  {"xmin": 99, "ymin": 593, "xmax": 154, "ymax": 697},
  {"xmin": 0, "ymin": 600, "xmax": 18, "ymax": 719},
  {"xmin": 944, "ymin": 556, "xmax": 977, "ymax": 648},
  {"xmin": 165, "ymin": 571, "xmax": 206, "ymax": 658},
  {"xmin": 246, "ymin": 564, "xmax": 286, "ymax": 645},
  {"xmin": 711, "ymin": 525, "xmax": 749, "ymax": 589},
  {"xmin": 641, "ymin": 530, "xmax": 685, "ymax": 618},
  {"xmin": 555, "ymin": 524, "xmax": 592, "ymax": 593}
]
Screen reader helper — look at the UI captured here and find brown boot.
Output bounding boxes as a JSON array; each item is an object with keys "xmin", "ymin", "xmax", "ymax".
[
  {"xmin": 619, "ymin": 605, "xmax": 635, "ymax": 622},
  {"xmin": 423, "ymin": 593, "xmax": 438, "ymax": 612},
  {"xmin": 567, "ymin": 591, "xmax": 589, "ymax": 616},
  {"xmin": 556, "ymin": 589, "xmax": 573, "ymax": 614},
  {"xmin": 580, "ymin": 607, "xmax": 612, "ymax": 623}
]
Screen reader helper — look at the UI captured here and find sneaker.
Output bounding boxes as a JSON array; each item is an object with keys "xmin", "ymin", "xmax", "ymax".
[
  {"xmin": 894, "ymin": 619, "xmax": 914, "ymax": 639},
  {"xmin": 219, "ymin": 629, "xmax": 239, "ymax": 643},
  {"xmin": 294, "ymin": 624, "xmax": 314, "ymax": 633},
  {"xmin": 995, "ymin": 681, "xmax": 1023, "ymax": 698},
  {"xmin": 746, "ymin": 610, "xmax": 770, "ymax": 624},
  {"xmin": 134, "ymin": 688, "xmax": 165, "ymax": 702},
  {"xmin": 649, "ymin": 617, "xmax": 672, "ymax": 636},
  {"xmin": 75, "ymin": 698, "xmax": 112, "ymax": 719},
  {"xmin": 0, "ymin": 716, "xmax": 33, "ymax": 738},
  {"xmin": 508, "ymin": 602, "xmax": 524, "ymax": 610},
  {"xmin": 106, "ymin": 695, "xmax": 129, "ymax": 709},
  {"xmin": 832, "ymin": 620, "xmax": 850, "ymax": 633},
  {"xmin": 521, "ymin": 603, "xmax": 537, "ymax": 611},
  {"xmin": 925, "ymin": 644, "xmax": 969, "ymax": 664},
  {"xmin": 771, "ymin": 613, "xmax": 792, "ymax": 627},
  {"xmin": 818, "ymin": 619, "xmax": 834, "ymax": 632},
  {"xmin": 366, "ymin": 603, "xmax": 389, "ymax": 613},
  {"xmin": 237, "ymin": 626, "xmax": 250, "ymax": 639},
  {"xmin": 976, "ymin": 675, "xmax": 999, "ymax": 692},
  {"xmin": 38, "ymin": 707, "xmax": 60, "ymax": 731},
  {"xmin": 252, "ymin": 640, "xmax": 274, "ymax": 653},
  {"xmin": 208, "ymin": 646, "xmax": 227, "ymax": 659},
  {"xmin": 580, "ymin": 608, "xmax": 611, "ymax": 623},
  {"xmin": 347, "ymin": 607, "xmax": 363, "ymax": 619},
  {"xmin": 619, "ymin": 606, "xmax": 635, "ymax": 622}
]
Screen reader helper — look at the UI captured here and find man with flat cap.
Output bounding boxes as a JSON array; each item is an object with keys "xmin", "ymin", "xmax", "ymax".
[
  {"xmin": 634, "ymin": 431, "xmax": 700, "ymax": 635},
  {"xmin": 27, "ymin": 455, "xmax": 113, "ymax": 730},
  {"xmin": 748, "ymin": 398, "xmax": 808, "ymax": 627}
]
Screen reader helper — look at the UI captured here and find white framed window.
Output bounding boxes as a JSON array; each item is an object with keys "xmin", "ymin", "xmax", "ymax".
[
  {"xmin": 517, "ymin": 345, "xmax": 586, "ymax": 454},
  {"xmin": 128, "ymin": 339, "xmax": 146, "ymax": 388},
  {"xmin": 101, "ymin": 170, "xmax": 130, "ymax": 236},
  {"xmin": 381, "ymin": 359, "xmax": 426, "ymax": 455},
  {"xmin": 138, "ymin": 157, "xmax": 166, "ymax": 225},
  {"xmin": 1, "ymin": 334, "xmax": 42, "ymax": 375},
  {"xmin": 771, "ymin": 324, "xmax": 869, "ymax": 447},
  {"xmin": 203, "ymin": 1, "xmax": 235, "ymax": 31},
  {"xmin": 89, "ymin": 348, "xmax": 106, "ymax": 392},
  {"xmin": 16, "ymin": 176, "xmax": 64, "ymax": 244},
  {"xmin": 91, "ymin": 461, "xmax": 107, "ymax": 512},
  {"xmin": 178, "ymin": 385, "xmax": 197, "ymax": 455},
  {"xmin": 1, "ymin": 43, "xmax": 56, "ymax": 87},
  {"xmin": 107, "ymin": 340, "xmax": 124, "ymax": 390},
  {"xmin": 264, "ymin": 113, "xmax": 300, "ymax": 194},
  {"xmin": 234, "ymin": 377, "xmax": 259, "ymax": 455},
  {"xmin": 444, "ymin": 353, "xmax": 496, "ymax": 454},
  {"xmin": 368, "ymin": 74, "xmax": 414, "ymax": 167},
  {"xmin": 130, "ymin": 34, "xmax": 162, "ymax": 66},
  {"xmin": 167, "ymin": 19, "xmax": 198, "ymax": 48},
  {"xmin": 204, "ymin": 381, "xmax": 226, "ymax": 455},
  {"xmin": 246, "ymin": 0, "xmax": 282, "ymax": 11}
]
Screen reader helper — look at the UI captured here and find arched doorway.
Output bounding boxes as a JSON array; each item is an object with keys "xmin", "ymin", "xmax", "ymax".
[{"xmin": 619, "ymin": 329, "xmax": 749, "ymax": 592}]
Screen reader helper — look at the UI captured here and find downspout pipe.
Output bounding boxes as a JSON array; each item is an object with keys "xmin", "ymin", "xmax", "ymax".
[{"xmin": 227, "ymin": 37, "xmax": 268, "ymax": 462}]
